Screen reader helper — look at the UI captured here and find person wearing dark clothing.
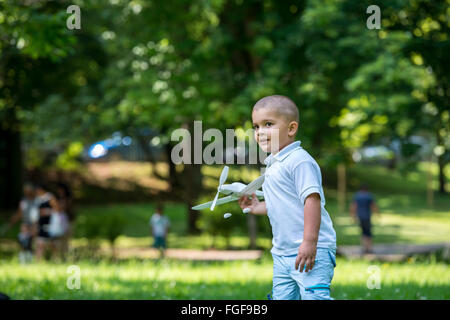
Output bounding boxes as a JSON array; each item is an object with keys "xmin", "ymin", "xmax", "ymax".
[
  {"xmin": 350, "ymin": 185, "xmax": 379, "ymax": 254},
  {"xmin": 34, "ymin": 184, "xmax": 57, "ymax": 261}
]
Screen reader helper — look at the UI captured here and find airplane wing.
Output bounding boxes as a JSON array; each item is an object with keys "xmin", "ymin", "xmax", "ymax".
[
  {"xmin": 191, "ymin": 195, "xmax": 237, "ymax": 210},
  {"xmin": 239, "ymin": 174, "xmax": 265, "ymax": 196}
]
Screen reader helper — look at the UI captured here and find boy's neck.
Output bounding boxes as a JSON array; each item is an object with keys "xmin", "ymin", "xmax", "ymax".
[{"xmin": 272, "ymin": 139, "xmax": 296, "ymax": 155}]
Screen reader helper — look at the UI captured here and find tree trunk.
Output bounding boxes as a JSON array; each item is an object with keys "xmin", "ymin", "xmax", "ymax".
[
  {"xmin": 247, "ymin": 213, "xmax": 257, "ymax": 249},
  {"xmin": 436, "ymin": 130, "xmax": 447, "ymax": 194},
  {"xmin": 426, "ymin": 155, "xmax": 434, "ymax": 207},
  {"xmin": 0, "ymin": 126, "xmax": 23, "ymax": 211},
  {"xmin": 184, "ymin": 163, "xmax": 202, "ymax": 234},
  {"xmin": 437, "ymin": 154, "xmax": 447, "ymax": 194},
  {"xmin": 165, "ymin": 142, "xmax": 181, "ymax": 194},
  {"xmin": 181, "ymin": 121, "xmax": 204, "ymax": 234},
  {"xmin": 337, "ymin": 163, "xmax": 346, "ymax": 215}
]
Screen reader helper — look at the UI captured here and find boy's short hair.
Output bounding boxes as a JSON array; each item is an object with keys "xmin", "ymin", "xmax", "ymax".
[{"xmin": 253, "ymin": 95, "xmax": 299, "ymax": 123}]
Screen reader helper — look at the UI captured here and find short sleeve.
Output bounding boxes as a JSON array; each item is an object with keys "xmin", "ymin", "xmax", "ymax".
[{"xmin": 293, "ymin": 161, "xmax": 322, "ymax": 204}]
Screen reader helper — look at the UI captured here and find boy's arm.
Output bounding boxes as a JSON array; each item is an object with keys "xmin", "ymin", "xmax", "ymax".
[{"xmin": 295, "ymin": 193, "xmax": 321, "ymax": 273}]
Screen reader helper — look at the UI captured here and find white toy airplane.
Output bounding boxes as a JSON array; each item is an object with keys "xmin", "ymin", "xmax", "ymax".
[{"xmin": 191, "ymin": 165, "xmax": 265, "ymax": 211}]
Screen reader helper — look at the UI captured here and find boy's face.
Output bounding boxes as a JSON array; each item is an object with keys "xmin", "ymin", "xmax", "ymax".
[{"xmin": 252, "ymin": 107, "xmax": 297, "ymax": 153}]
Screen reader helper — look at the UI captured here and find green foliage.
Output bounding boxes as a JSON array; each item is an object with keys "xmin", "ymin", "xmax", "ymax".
[
  {"xmin": 76, "ymin": 215, "xmax": 103, "ymax": 240},
  {"xmin": 55, "ymin": 141, "xmax": 84, "ymax": 170},
  {"xmin": 76, "ymin": 212, "xmax": 127, "ymax": 244},
  {"xmin": 196, "ymin": 195, "xmax": 247, "ymax": 247},
  {"xmin": 103, "ymin": 213, "xmax": 127, "ymax": 245},
  {"xmin": 1, "ymin": 0, "xmax": 448, "ymax": 210}
]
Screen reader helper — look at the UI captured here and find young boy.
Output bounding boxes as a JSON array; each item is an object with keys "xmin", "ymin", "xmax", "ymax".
[
  {"xmin": 238, "ymin": 95, "xmax": 337, "ymax": 300},
  {"xmin": 150, "ymin": 203, "xmax": 170, "ymax": 257}
]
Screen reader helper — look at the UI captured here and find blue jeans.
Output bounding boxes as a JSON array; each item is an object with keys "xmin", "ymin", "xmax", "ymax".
[{"xmin": 271, "ymin": 247, "xmax": 336, "ymax": 300}]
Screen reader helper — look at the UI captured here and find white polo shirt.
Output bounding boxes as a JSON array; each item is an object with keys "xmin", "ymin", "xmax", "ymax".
[{"xmin": 262, "ymin": 140, "xmax": 337, "ymax": 256}]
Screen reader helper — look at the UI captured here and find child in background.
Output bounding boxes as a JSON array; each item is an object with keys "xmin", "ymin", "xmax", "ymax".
[{"xmin": 150, "ymin": 203, "xmax": 170, "ymax": 258}]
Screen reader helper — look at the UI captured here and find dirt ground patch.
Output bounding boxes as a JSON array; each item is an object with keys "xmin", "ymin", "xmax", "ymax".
[{"xmin": 114, "ymin": 247, "xmax": 263, "ymax": 261}]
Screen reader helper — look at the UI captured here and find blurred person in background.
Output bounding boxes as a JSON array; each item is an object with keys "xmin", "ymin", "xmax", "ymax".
[
  {"xmin": 350, "ymin": 184, "xmax": 380, "ymax": 255},
  {"xmin": 5, "ymin": 183, "xmax": 39, "ymax": 263},
  {"xmin": 150, "ymin": 203, "xmax": 170, "ymax": 258},
  {"xmin": 34, "ymin": 184, "xmax": 58, "ymax": 261},
  {"xmin": 56, "ymin": 182, "xmax": 74, "ymax": 258},
  {"xmin": 47, "ymin": 196, "xmax": 69, "ymax": 260}
]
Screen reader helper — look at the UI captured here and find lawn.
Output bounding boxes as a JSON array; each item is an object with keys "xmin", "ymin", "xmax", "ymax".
[{"xmin": 0, "ymin": 255, "xmax": 448, "ymax": 300}]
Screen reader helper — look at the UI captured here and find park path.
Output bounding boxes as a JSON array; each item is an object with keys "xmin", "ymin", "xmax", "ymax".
[
  {"xmin": 2, "ymin": 239, "xmax": 448, "ymax": 262},
  {"xmin": 113, "ymin": 247, "xmax": 263, "ymax": 261},
  {"xmin": 112, "ymin": 242, "xmax": 449, "ymax": 262},
  {"xmin": 337, "ymin": 242, "xmax": 450, "ymax": 262}
]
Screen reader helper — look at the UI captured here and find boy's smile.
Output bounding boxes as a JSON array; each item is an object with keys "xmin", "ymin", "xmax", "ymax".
[{"xmin": 252, "ymin": 107, "xmax": 298, "ymax": 154}]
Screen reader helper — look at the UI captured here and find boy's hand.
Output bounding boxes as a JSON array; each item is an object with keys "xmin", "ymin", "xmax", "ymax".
[
  {"xmin": 295, "ymin": 240, "xmax": 317, "ymax": 273},
  {"xmin": 238, "ymin": 193, "xmax": 267, "ymax": 215},
  {"xmin": 238, "ymin": 193, "xmax": 259, "ymax": 210}
]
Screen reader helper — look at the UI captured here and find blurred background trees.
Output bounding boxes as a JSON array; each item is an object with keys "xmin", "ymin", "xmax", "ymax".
[{"xmin": 0, "ymin": 0, "xmax": 448, "ymax": 228}]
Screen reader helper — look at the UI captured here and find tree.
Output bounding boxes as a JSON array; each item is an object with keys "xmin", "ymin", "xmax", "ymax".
[
  {"xmin": 385, "ymin": 0, "xmax": 449, "ymax": 193},
  {"xmin": 0, "ymin": 0, "xmax": 76, "ymax": 209}
]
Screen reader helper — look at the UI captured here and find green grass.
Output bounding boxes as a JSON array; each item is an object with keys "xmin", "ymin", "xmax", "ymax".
[{"xmin": 0, "ymin": 255, "xmax": 448, "ymax": 300}]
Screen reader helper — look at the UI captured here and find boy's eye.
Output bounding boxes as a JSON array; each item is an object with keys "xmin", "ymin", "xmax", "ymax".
[
  {"xmin": 265, "ymin": 122, "xmax": 272, "ymax": 127},
  {"xmin": 253, "ymin": 125, "xmax": 259, "ymax": 129}
]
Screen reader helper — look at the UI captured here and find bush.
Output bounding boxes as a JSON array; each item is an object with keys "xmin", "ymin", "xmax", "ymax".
[
  {"xmin": 103, "ymin": 213, "xmax": 127, "ymax": 257},
  {"xmin": 74, "ymin": 215, "xmax": 103, "ymax": 257},
  {"xmin": 196, "ymin": 195, "xmax": 247, "ymax": 248},
  {"xmin": 75, "ymin": 213, "xmax": 126, "ymax": 258}
]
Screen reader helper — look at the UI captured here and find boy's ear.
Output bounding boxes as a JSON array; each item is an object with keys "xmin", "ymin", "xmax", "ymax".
[{"xmin": 288, "ymin": 121, "xmax": 299, "ymax": 137}]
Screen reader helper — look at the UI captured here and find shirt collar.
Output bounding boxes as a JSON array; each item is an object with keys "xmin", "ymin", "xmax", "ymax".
[{"xmin": 264, "ymin": 140, "xmax": 301, "ymax": 166}]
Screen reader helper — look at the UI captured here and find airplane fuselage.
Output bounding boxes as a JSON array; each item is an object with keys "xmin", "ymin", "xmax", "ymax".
[{"xmin": 220, "ymin": 183, "xmax": 264, "ymax": 197}]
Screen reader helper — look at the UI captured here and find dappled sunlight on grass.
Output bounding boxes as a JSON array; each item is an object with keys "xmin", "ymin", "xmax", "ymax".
[{"xmin": 1, "ymin": 257, "xmax": 448, "ymax": 299}]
